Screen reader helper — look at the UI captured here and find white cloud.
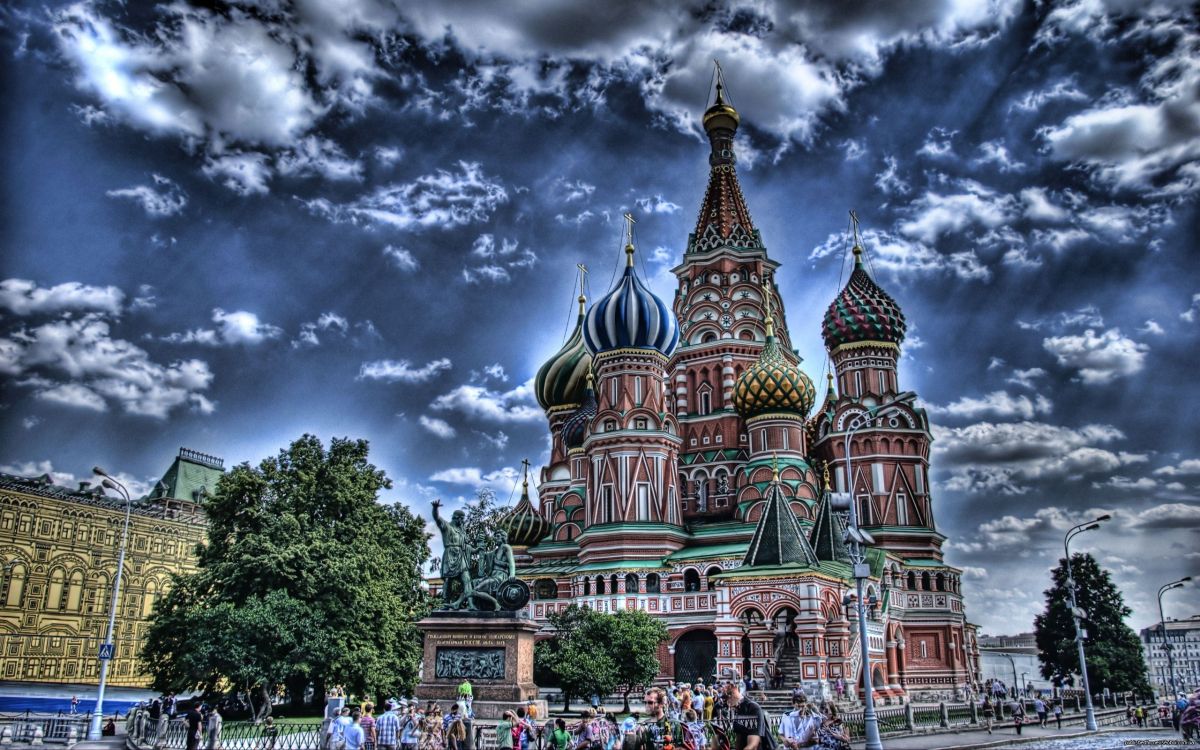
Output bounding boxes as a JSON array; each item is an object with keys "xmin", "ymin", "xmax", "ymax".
[
  {"xmin": 430, "ymin": 380, "xmax": 541, "ymax": 423},
  {"xmin": 1017, "ymin": 305, "xmax": 1105, "ymax": 331},
  {"xmin": 303, "ymin": 161, "xmax": 508, "ymax": 230},
  {"xmin": 916, "ymin": 127, "xmax": 956, "ymax": 159},
  {"xmin": 1006, "ymin": 367, "xmax": 1046, "ymax": 389},
  {"xmin": 1138, "ymin": 319, "xmax": 1165, "ymax": 336},
  {"xmin": 428, "ymin": 465, "xmax": 521, "ymax": 493},
  {"xmin": 635, "ymin": 195, "xmax": 682, "ymax": 214},
  {"xmin": 1020, "ymin": 187, "xmax": 1070, "ymax": 223},
  {"xmin": 1091, "ymin": 475, "xmax": 1157, "ymax": 492},
  {"xmin": 898, "ymin": 180, "xmax": 1018, "ymax": 245},
  {"xmin": 476, "ymin": 430, "xmax": 509, "ymax": 449},
  {"xmin": 874, "ymin": 156, "xmax": 910, "ymax": 195},
  {"xmin": 971, "ymin": 140, "xmax": 1026, "ymax": 172},
  {"xmin": 809, "ymin": 227, "xmax": 990, "ymax": 282},
  {"xmin": 358, "ymin": 358, "xmax": 452, "ymax": 384},
  {"xmin": 1042, "ymin": 327, "xmax": 1148, "ymax": 384},
  {"xmin": 1, "ymin": 314, "xmax": 214, "ymax": 419},
  {"xmin": 1009, "ymin": 78, "xmax": 1088, "ymax": 112},
  {"xmin": 418, "ymin": 415, "xmax": 457, "ymax": 439},
  {"xmin": 552, "ymin": 178, "xmax": 595, "ymax": 203},
  {"xmin": 1153, "ymin": 459, "xmax": 1200, "ymax": 477},
  {"xmin": 294, "ymin": 312, "xmax": 350, "ymax": 347},
  {"xmin": 462, "ymin": 265, "xmax": 511, "ymax": 284},
  {"xmin": 925, "ymin": 390, "xmax": 1052, "ymax": 420},
  {"xmin": 842, "ymin": 139, "xmax": 866, "ymax": 160},
  {"xmin": 1182, "ymin": 293, "xmax": 1200, "ymax": 323},
  {"xmin": 106, "ymin": 174, "xmax": 187, "ymax": 217},
  {"xmin": 0, "ymin": 279, "xmax": 124, "ymax": 316},
  {"xmin": 162, "ymin": 308, "xmax": 283, "ymax": 346},
  {"xmin": 276, "ymin": 136, "xmax": 363, "ymax": 182},
  {"xmin": 202, "ymin": 152, "xmax": 272, "ymax": 196},
  {"xmin": 383, "ymin": 245, "xmax": 419, "ymax": 272},
  {"xmin": 934, "ymin": 420, "xmax": 1140, "ymax": 494},
  {"xmin": 1039, "ymin": 17, "xmax": 1200, "ymax": 195}
]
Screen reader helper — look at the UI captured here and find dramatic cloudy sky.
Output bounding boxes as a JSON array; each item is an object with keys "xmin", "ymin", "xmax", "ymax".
[{"xmin": 2, "ymin": 0, "xmax": 1198, "ymax": 635}]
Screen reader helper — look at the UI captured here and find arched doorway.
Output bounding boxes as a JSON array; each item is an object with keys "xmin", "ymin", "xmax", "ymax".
[{"xmin": 674, "ymin": 630, "xmax": 717, "ymax": 685}]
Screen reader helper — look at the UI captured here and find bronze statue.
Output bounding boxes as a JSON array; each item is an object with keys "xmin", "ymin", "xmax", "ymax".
[
  {"xmin": 432, "ymin": 499, "xmax": 473, "ymax": 609},
  {"xmin": 430, "ymin": 499, "xmax": 529, "ymax": 612}
]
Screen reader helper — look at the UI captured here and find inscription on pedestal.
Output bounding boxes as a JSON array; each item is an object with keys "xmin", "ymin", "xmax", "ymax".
[{"xmin": 435, "ymin": 647, "xmax": 506, "ymax": 680}]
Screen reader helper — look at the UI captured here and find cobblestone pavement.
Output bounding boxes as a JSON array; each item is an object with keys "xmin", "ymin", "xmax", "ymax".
[{"xmin": 946, "ymin": 730, "xmax": 1194, "ymax": 749}]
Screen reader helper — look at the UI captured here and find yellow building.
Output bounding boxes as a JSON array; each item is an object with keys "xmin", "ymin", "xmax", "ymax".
[{"xmin": 0, "ymin": 448, "xmax": 218, "ymax": 694}]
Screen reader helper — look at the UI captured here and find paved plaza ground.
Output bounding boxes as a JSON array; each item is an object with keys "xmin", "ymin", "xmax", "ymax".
[{"xmin": 850, "ymin": 727, "xmax": 1192, "ymax": 749}]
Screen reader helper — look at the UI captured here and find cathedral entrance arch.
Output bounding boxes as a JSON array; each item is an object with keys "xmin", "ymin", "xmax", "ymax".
[{"xmin": 673, "ymin": 629, "xmax": 717, "ymax": 685}]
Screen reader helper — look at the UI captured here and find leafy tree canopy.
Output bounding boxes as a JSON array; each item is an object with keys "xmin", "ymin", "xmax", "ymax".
[
  {"xmin": 141, "ymin": 435, "xmax": 431, "ymax": 716},
  {"xmin": 534, "ymin": 605, "xmax": 666, "ymax": 711},
  {"xmin": 1034, "ymin": 552, "xmax": 1150, "ymax": 695}
]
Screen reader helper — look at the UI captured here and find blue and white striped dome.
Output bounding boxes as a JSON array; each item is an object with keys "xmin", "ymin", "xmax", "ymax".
[{"xmin": 583, "ymin": 248, "xmax": 679, "ymax": 357}]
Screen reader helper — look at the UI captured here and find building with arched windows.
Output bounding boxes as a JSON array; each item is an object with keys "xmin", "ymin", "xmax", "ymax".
[
  {"xmin": 0, "ymin": 448, "xmax": 216, "ymax": 700},
  {"xmin": 499, "ymin": 81, "xmax": 982, "ymax": 704}
]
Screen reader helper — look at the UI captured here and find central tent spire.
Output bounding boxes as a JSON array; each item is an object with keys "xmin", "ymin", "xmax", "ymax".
[{"xmin": 690, "ymin": 61, "xmax": 762, "ymax": 255}]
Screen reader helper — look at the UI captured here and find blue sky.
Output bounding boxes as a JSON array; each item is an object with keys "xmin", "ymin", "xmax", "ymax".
[{"xmin": 1, "ymin": 0, "xmax": 1198, "ymax": 635}]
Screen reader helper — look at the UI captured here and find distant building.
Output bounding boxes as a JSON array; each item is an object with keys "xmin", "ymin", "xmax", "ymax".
[
  {"xmin": 0, "ymin": 448, "xmax": 218, "ymax": 695},
  {"xmin": 978, "ymin": 633, "xmax": 1047, "ymax": 695},
  {"xmin": 1141, "ymin": 614, "xmax": 1200, "ymax": 696}
]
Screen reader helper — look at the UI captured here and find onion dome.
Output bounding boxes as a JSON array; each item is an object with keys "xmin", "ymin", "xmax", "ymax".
[
  {"xmin": 702, "ymin": 80, "xmax": 740, "ymax": 134},
  {"xmin": 500, "ymin": 465, "xmax": 550, "ymax": 549},
  {"xmin": 535, "ymin": 294, "xmax": 594, "ymax": 411},
  {"xmin": 734, "ymin": 309, "xmax": 815, "ymax": 419},
  {"xmin": 561, "ymin": 372, "xmax": 598, "ymax": 450},
  {"xmin": 583, "ymin": 243, "xmax": 679, "ymax": 357},
  {"xmin": 822, "ymin": 244, "xmax": 907, "ymax": 350}
]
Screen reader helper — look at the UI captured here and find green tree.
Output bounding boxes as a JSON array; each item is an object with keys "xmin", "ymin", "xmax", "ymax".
[
  {"xmin": 141, "ymin": 435, "xmax": 431, "ymax": 719},
  {"xmin": 535, "ymin": 605, "xmax": 620, "ymax": 711},
  {"xmin": 610, "ymin": 609, "xmax": 668, "ymax": 711},
  {"xmin": 1034, "ymin": 552, "xmax": 1151, "ymax": 695}
]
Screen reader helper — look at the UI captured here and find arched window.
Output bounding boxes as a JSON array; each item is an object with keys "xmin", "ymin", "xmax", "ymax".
[
  {"xmin": 583, "ymin": 578, "xmax": 591, "ymax": 596},
  {"xmin": 65, "ymin": 571, "xmax": 84, "ymax": 611},
  {"xmin": 683, "ymin": 569, "xmax": 701, "ymax": 592},
  {"xmin": 610, "ymin": 574, "xmax": 619, "ymax": 593},
  {"xmin": 907, "ymin": 571, "xmax": 916, "ymax": 590},
  {"xmin": 45, "ymin": 569, "xmax": 66, "ymax": 611},
  {"xmin": 699, "ymin": 389, "xmax": 712, "ymax": 415},
  {"xmin": 142, "ymin": 580, "xmax": 158, "ymax": 617},
  {"xmin": 595, "ymin": 576, "xmax": 605, "ymax": 595},
  {"xmin": 921, "ymin": 572, "xmax": 932, "ymax": 591},
  {"xmin": 935, "ymin": 573, "xmax": 945, "ymax": 592},
  {"xmin": 625, "ymin": 573, "xmax": 639, "ymax": 594},
  {"xmin": 646, "ymin": 573, "xmax": 661, "ymax": 594},
  {"xmin": 705, "ymin": 566, "xmax": 722, "ymax": 591},
  {"xmin": 534, "ymin": 579, "xmax": 558, "ymax": 600},
  {"xmin": 2, "ymin": 563, "xmax": 26, "ymax": 607}
]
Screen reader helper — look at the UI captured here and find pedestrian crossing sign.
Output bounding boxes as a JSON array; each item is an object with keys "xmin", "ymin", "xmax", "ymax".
[{"xmin": 98, "ymin": 643, "xmax": 114, "ymax": 660}]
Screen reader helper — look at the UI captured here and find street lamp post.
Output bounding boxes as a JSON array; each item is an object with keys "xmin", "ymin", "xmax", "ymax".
[
  {"xmin": 86, "ymin": 468, "xmax": 133, "ymax": 742},
  {"xmin": 836, "ymin": 391, "xmax": 916, "ymax": 750},
  {"xmin": 1157, "ymin": 576, "xmax": 1193, "ymax": 699},
  {"xmin": 1064, "ymin": 515, "xmax": 1111, "ymax": 732},
  {"xmin": 1002, "ymin": 653, "xmax": 1019, "ymax": 702}
]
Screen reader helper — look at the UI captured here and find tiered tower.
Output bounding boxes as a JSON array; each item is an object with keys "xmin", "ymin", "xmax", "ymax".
[
  {"xmin": 575, "ymin": 232, "xmax": 685, "ymax": 564},
  {"xmin": 669, "ymin": 80, "xmax": 818, "ymax": 523}
]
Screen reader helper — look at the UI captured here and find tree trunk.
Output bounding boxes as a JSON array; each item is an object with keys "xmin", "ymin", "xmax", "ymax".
[
  {"xmin": 287, "ymin": 675, "xmax": 308, "ymax": 710},
  {"xmin": 246, "ymin": 685, "xmax": 257, "ymax": 723},
  {"xmin": 622, "ymin": 690, "xmax": 631, "ymax": 713},
  {"xmin": 562, "ymin": 693, "xmax": 571, "ymax": 712},
  {"xmin": 258, "ymin": 684, "xmax": 274, "ymax": 723}
]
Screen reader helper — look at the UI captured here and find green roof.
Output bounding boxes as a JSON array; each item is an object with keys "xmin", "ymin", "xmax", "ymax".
[
  {"xmin": 742, "ymin": 480, "xmax": 819, "ymax": 568},
  {"xmin": 150, "ymin": 448, "xmax": 224, "ymax": 502},
  {"xmin": 516, "ymin": 561, "xmax": 578, "ymax": 576},
  {"xmin": 899, "ymin": 557, "xmax": 946, "ymax": 567},
  {"xmin": 664, "ymin": 542, "xmax": 749, "ymax": 562},
  {"xmin": 689, "ymin": 521, "xmax": 754, "ymax": 538},
  {"xmin": 573, "ymin": 560, "xmax": 666, "ymax": 573}
]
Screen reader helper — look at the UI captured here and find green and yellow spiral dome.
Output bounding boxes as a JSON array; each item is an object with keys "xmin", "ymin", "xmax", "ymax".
[{"xmin": 734, "ymin": 315, "xmax": 816, "ymax": 419}]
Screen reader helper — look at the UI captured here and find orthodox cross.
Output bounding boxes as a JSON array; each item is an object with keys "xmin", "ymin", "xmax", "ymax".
[
  {"xmin": 623, "ymin": 212, "xmax": 636, "ymax": 246},
  {"xmin": 849, "ymin": 209, "xmax": 862, "ymax": 246},
  {"xmin": 520, "ymin": 458, "xmax": 531, "ymax": 483}
]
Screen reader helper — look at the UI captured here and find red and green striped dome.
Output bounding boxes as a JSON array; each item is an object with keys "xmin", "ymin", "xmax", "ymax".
[{"xmin": 822, "ymin": 246, "xmax": 906, "ymax": 350}]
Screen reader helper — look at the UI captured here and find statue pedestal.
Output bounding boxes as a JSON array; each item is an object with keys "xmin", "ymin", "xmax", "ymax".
[{"xmin": 416, "ymin": 611, "xmax": 546, "ymax": 720}]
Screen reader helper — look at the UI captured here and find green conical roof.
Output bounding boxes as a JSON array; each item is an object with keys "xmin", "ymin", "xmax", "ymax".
[{"xmin": 742, "ymin": 472, "xmax": 819, "ymax": 568}]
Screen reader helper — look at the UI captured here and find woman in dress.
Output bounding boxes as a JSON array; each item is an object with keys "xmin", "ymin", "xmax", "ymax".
[{"xmin": 418, "ymin": 707, "xmax": 443, "ymax": 750}]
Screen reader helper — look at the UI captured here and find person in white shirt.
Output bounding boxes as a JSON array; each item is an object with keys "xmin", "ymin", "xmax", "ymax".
[{"xmin": 779, "ymin": 695, "xmax": 820, "ymax": 749}]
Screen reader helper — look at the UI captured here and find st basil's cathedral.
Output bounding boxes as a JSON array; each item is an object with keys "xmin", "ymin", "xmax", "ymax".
[{"xmin": 497, "ymin": 82, "xmax": 981, "ymax": 704}]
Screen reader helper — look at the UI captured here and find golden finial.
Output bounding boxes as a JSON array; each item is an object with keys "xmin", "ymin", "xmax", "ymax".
[
  {"xmin": 827, "ymin": 371, "xmax": 836, "ymax": 394},
  {"xmin": 849, "ymin": 209, "xmax": 864, "ymax": 265},
  {"xmin": 585, "ymin": 369, "xmax": 595, "ymax": 389},
  {"xmin": 771, "ymin": 452, "xmax": 780, "ymax": 482},
  {"xmin": 623, "ymin": 213, "xmax": 637, "ymax": 266},
  {"xmin": 761, "ymin": 278, "xmax": 775, "ymax": 339},
  {"xmin": 577, "ymin": 263, "xmax": 588, "ymax": 313},
  {"xmin": 822, "ymin": 461, "xmax": 831, "ymax": 491}
]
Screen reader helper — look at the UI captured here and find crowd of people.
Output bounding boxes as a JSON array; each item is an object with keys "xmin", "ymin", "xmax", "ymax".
[{"xmin": 323, "ymin": 679, "xmax": 851, "ymax": 750}]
